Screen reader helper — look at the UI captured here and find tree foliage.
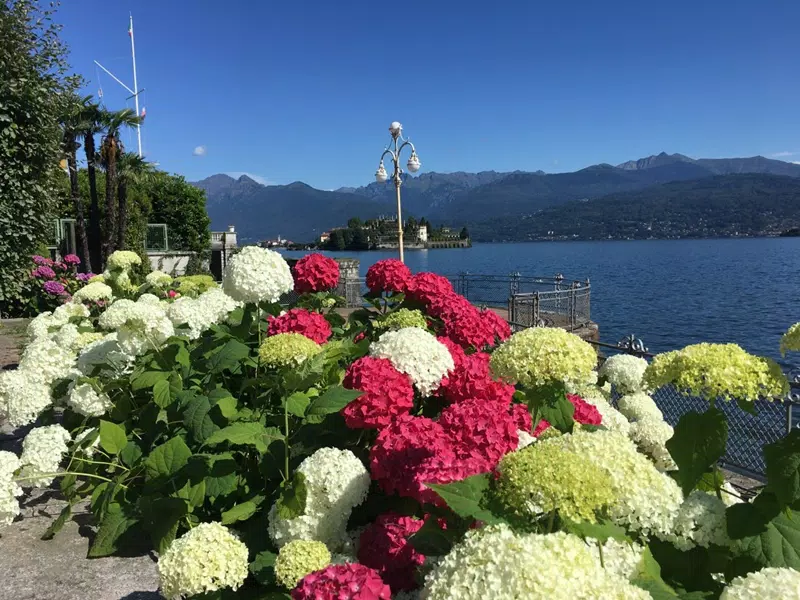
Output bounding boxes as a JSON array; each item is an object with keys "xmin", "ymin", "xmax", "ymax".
[
  {"xmin": 147, "ymin": 172, "xmax": 211, "ymax": 255},
  {"xmin": 0, "ymin": 0, "xmax": 75, "ymax": 309}
]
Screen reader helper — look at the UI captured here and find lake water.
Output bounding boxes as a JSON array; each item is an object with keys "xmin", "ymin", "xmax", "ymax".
[{"xmin": 282, "ymin": 238, "xmax": 800, "ymax": 369}]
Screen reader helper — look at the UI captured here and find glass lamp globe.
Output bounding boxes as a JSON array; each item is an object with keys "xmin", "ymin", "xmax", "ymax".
[
  {"xmin": 375, "ymin": 162, "xmax": 389, "ymax": 183},
  {"xmin": 389, "ymin": 121, "xmax": 403, "ymax": 137},
  {"xmin": 407, "ymin": 151, "xmax": 421, "ymax": 173}
]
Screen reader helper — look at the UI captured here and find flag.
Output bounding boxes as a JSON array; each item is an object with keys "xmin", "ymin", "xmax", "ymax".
[
  {"xmin": 140, "ymin": 107, "xmax": 146, "ymax": 119},
  {"xmin": 128, "ymin": 24, "xmax": 132, "ymax": 36},
  {"xmin": 97, "ymin": 88, "xmax": 103, "ymax": 99}
]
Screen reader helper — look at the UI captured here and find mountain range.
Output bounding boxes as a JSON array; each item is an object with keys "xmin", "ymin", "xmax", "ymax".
[{"xmin": 193, "ymin": 153, "xmax": 800, "ymax": 243}]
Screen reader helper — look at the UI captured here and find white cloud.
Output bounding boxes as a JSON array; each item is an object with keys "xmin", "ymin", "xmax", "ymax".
[
  {"xmin": 193, "ymin": 145, "xmax": 207, "ymax": 157},
  {"xmin": 771, "ymin": 151, "xmax": 795, "ymax": 157},
  {"xmin": 227, "ymin": 172, "xmax": 271, "ymax": 186},
  {"xmin": 792, "ymin": 161, "xmax": 800, "ymax": 165}
]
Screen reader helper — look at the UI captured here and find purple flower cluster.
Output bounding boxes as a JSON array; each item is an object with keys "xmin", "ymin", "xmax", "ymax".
[
  {"xmin": 32, "ymin": 266, "xmax": 56, "ymax": 280},
  {"xmin": 76, "ymin": 273, "xmax": 94, "ymax": 282},
  {"xmin": 62, "ymin": 254, "xmax": 81, "ymax": 265},
  {"xmin": 32, "ymin": 255, "xmax": 54, "ymax": 266},
  {"xmin": 43, "ymin": 281, "xmax": 67, "ymax": 296}
]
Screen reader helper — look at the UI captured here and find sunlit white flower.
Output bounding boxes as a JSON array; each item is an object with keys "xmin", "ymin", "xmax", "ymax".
[
  {"xmin": 0, "ymin": 451, "xmax": 22, "ymax": 526},
  {"xmin": 0, "ymin": 369, "xmax": 53, "ymax": 427},
  {"xmin": 720, "ymin": 567, "xmax": 800, "ymax": 599},
  {"xmin": 222, "ymin": 246, "xmax": 294, "ymax": 304},
  {"xmin": 18, "ymin": 425, "xmax": 71, "ymax": 488},
  {"xmin": 370, "ymin": 327, "xmax": 454, "ymax": 396},
  {"xmin": 599, "ymin": 355, "xmax": 648, "ymax": 394},
  {"xmin": 67, "ymin": 381, "xmax": 112, "ymax": 417},
  {"xmin": 617, "ymin": 392, "xmax": 663, "ymax": 422}
]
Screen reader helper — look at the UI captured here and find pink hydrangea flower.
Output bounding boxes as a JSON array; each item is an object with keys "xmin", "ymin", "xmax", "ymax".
[
  {"xmin": 43, "ymin": 281, "xmax": 66, "ymax": 295},
  {"xmin": 365, "ymin": 259, "xmax": 412, "ymax": 294},
  {"xmin": 292, "ymin": 564, "xmax": 391, "ymax": 600},
  {"xmin": 32, "ymin": 255, "xmax": 53, "ymax": 266},
  {"xmin": 293, "ymin": 253, "xmax": 340, "ymax": 293},
  {"xmin": 267, "ymin": 308, "xmax": 332, "ymax": 344},
  {"xmin": 358, "ymin": 512, "xmax": 425, "ymax": 592},
  {"xmin": 62, "ymin": 254, "xmax": 81, "ymax": 265},
  {"xmin": 342, "ymin": 357, "xmax": 414, "ymax": 429},
  {"xmin": 32, "ymin": 266, "xmax": 56, "ymax": 280}
]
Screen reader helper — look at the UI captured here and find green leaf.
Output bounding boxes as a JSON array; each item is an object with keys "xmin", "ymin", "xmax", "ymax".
[
  {"xmin": 140, "ymin": 496, "xmax": 188, "ymax": 554},
  {"xmin": 176, "ymin": 478, "xmax": 206, "ymax": 510},
  {"xmin": 731, "ymin": 507, "xmax": 800, "ymax": 570},
  {"xmin": 631, "ymin": 547, "xmax": 681, "ymax": 599},
  {"xmin": 222, "ymin": 500, "xmax": 259, "ymax": 525},
  {"xmin": 206, "ymin": 339, "xmax": 250, "ymax": 373},
  {"xmin": 426, "ymin": 474, "xmax": 501, "ymax": 523},
  {"xmin": 205, "ymin": 423, "xmax": 283, "ymax": 454},
  {"xmin": 409, "ymin": 517, "xmax": 465, "ymax": 556},
  {"xmin": 306, "ymin": 385, "xmax": 361, "ymax": 421},
  {"xmin": 98, "ymin": 420, "xmax": 127, "ymax": 456},
  {"xmin": 666, "ymin": 408, "xmax": 728, "ymax": 495},
  {"xmin": 183, "ymin": 395, "xmax": 220, "ymax": 444},
  {"xmin": 41, "ymin": 502, "xmax": 72, "ymax": 541},
  {"xmin": 119, "ymin": 441, "xmax": 143, "ymax": 468},
  {"xmin": 175, "ymin": 345, "xmax": 190, "ymax": 368},
  {"xmin": 131, "ymin": 370, "xmax": 169, "ymax": 391},
  {"xmin": 249, "ymin": 550, "xmax": 278, "ymax": 586},
  {"xmin": 202, "ymin": 454, "xmax": 239, "ymax": 499},
  {"xmin": 764, "ymin": 429, "xmax": 800, "ymax": 508},
  {"xmin": 284, "ymin": 392, "xmax": 310, "ymax": 418},
  {"xmin": 276, "ymin": 471, "xmax": 307, "ymax": 519},
  {"xmin": 87, "ymin": 506, "xmax": 141, "ymax": 558},
  {"xmin": 153, "ymin": 379, "xmax": 172, "ymax": 408},
  {"xmin": 524, "ymin": 383, "xmax": 574, "ymax": 433},
  {"xmin": 215, "ymin": 396, "xmax": 238, "ymax": 419},
  {"xmin": 144, "ymin": 436, "xmax": 192, "ymax": 482},
  {"xmin": 560, "ymin": 517, "xmax": 628, "ymax": 542}
]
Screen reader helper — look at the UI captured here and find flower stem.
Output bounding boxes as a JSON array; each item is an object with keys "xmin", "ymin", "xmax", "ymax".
[
  {"xmin": 598, "ymin": 542, "xmax": 605, "ymax": 569},
  {"xmin": 547, "ymin": 510, "xmax": 556, "ymax": 533},
  {"xmin": 72, "ymin": 457, "xmax": 130, "ymax": 471},
  {"xmin": 14, "ymin": 471, "xmax": 127, "ymax": 488}
]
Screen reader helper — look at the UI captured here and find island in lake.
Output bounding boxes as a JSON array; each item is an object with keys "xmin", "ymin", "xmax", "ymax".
[{"xmin": 316, "ymin": 216, "xmax": 471, "ymax": 251}]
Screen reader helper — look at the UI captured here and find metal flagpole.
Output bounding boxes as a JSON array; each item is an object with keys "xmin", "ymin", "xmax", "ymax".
[{"xmin": 129, "ymin": 14, "xmax": 142, "ymax": 157}]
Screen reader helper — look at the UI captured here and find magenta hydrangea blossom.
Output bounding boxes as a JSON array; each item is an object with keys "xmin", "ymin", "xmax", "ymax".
[
  {"xmin": 62, "ymin": 254, "xmax": 81, "ymax": 265},
  {"xmin": 76, "ymin": 273, "xmax": 94, "ymax": 282},
  {"xmin": 32, "ymin": 266, "xmax": 56, "ymax": 280},
  {"xmin": 43, "ymin": 281, "xmax": 66, "ymax": 295},
  {"xmin": 32, "ymin": 255, "xmax": 54, "ymax": 266}
]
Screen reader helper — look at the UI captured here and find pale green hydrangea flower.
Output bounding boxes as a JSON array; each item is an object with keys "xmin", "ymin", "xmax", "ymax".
[
  {"xmin": 259, "ymin": 333, "xmax": 322, "ymax": 368},
  {"xmin": 496, "ymin": 440, "xmax": 615, "ymax": 523},
  {"xmin": 617, "ymin": 392, "xmax": 663, "ymax": 422},
  {"xmin": 421, "ymin": 525, "xmax": 651, "ymax": 600},
  {"xmin": 644, "ymin": 343, "xmax": 788, "ymax": 402},
  {"xmin": 274, "ymin": 540, "xmax": 331, "ymax": 589},
  {"xmin": 157, "ymin": 522, "xmax": 249, "ymax": 599},
  {"xmin": 490, "ymin": 327, "xmax": 597, "ymax": 388},
  {"xmin": 780, "ymin": 322, "xmax": 800, "ymax": 356},
  {"xmin": 375, "ymin": 308, "xmax": 428, "ymax": 331},
  {"xmin": 661, "ymin": 490, "xmax": 730, "ymax": 551},
  {"xmin": 73, "ymin": 281, "xmax": 113, "ymax": 303},
  {"xmin": 145, "ymin": 270, "xmax": 173, "ymax": 288}
]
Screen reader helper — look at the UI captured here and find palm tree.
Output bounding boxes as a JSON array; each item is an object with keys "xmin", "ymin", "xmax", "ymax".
[
  {"xmin": 80, "ymin": 100, "xmax": 105, "ymax": 272},
  {"xmin": 100, "ymin": 108, "xmax": 141, "ymax": 262},
  {"xmin": 59, "ymin": 95, "xmax": 92, "ymax": 271},
  {"xmin": 116, "ymin": 151, "xmax": 156, "ymax": 249}
]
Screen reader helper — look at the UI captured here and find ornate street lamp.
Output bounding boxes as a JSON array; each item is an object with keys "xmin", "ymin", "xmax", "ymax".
[{"xmin": 375, "ymin": 121, "xmax": 421, "ymax": 263}]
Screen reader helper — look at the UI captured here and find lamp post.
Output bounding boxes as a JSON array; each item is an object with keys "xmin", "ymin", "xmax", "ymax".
[{"xmin": 375, "ymin": 121, "xmax": 421, "ymax": 263}]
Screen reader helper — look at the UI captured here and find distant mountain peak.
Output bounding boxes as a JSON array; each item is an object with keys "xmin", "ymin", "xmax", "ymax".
[{"xmin": 617, "ymin": 152, "xmax": 695, "ymax": 171}]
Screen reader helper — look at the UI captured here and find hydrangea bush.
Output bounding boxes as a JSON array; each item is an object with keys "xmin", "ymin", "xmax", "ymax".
[{"xmin": 1, "ymin": 251, "xmax": 799, "ymax": 599}]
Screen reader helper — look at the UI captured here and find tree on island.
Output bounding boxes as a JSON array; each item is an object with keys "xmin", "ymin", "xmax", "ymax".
[{"xmin": 460, "ymin": 226, "xmax": 470, "ymax": 240}]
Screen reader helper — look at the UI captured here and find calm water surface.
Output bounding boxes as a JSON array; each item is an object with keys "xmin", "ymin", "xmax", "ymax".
[{"xmin": 283, "ymin": 238, "xmax": 800, "ymax": 368}]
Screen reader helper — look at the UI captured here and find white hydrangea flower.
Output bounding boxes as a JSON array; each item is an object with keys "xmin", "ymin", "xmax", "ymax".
[
  {"xmin": 0, "ymin": 369, "xmax": 53, "ymax": 427},
  {"xmin": 72, "ymin": 281, "xmax": 113, "ymax": 303},
  {"xmin": 145, "ymin": 270, "xmax": 172, "ymax": 287},
  {"xmin": 586, "ymin": 538, "xmax": 644, "ymax": 581},
  {"xmin": 53, "ymin": 301, "xmax": 91, "ymax": 320},
  {"xmin": 628, "ymin": 418, "xmax": 676, "ymax": 471},
  {"xmin": 556, "ymin": 429, "xmax": 684, "ymax": 537},
  {"xmin": 720, "ymin": 567, "xmax": 800, "ymax": 599},
  {"xmin": 661, "ymin": 490, "xmax": 730, "ymax": 551},
  {"xmin": 99, "ymin": 298, "xmax": 174, "ymax": 356},
  {"xmin": 106, "ymin": 250, "xmax": 142, "ymax": 271},
  {"xmin": 268, "ymin": 448, "xmax": 370, "ymax": 550},
  {"xmin": 167, "ymin": 288, "xmax": 240, "ymax": 340},
  {"xmin": 52, "ymin": 323, "xmax": 80, "ymax": 352},
  {"xmin": 0, "ymin": 451, "xmax": 23, "ymax": 526},
  {"xmin": 222, "ymin": 246, "xmax": 294, "ymax": 304},
  {"xmin": 617, "ymin": 392, "xmax": 663, "ymax": 422},
  {"xmin": 26, "ymin": 311, "xmax": 56, "ymax": 342},
  {"xmin": 137, "ymin": 293, "xmax": 163, "ymax": 306},
  {"xmin": 157, "ymin": 522, "xmax": 249, "ymax": 599},
  {"xmin": 720, "ymin": 481, "xmax": 743, "ymax": 507},
  {"xmin": 67, "ymin": 382, "xmax": 112, "ymax": 417},
  {"xmin": 18, "ymin": 338, "xmax": 76, "ymax": 386},
  {"xmin": 600, "ymin": 355, "xmax": 649, "ymax": 394},
  {"xmin": 18, "ymin": 425, "xmax": 71, "ymax": 488},
  {"xmin": 421, "ymin": 525, "xmax": 651, "ymax": 600},
  {"xmin": 77, "ymin": 333, "xmax": 133, "ymax": 376},
  {"xmin": 581, "ymin": 390, "xmax": 631, "ymax": 435},
  {"xmin": 370, "ymin": 327, "xmax": 454, "ymax": 396}
]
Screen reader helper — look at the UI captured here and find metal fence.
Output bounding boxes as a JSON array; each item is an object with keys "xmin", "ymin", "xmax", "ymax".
[{"xmin": 597, "ymin": 336, "xmax": 798, "ymax": 482}]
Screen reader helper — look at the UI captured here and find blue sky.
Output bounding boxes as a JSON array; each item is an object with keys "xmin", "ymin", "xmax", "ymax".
[{"xmin": 58, "ymin": 0, "xmax": 799, "ymax": 189}]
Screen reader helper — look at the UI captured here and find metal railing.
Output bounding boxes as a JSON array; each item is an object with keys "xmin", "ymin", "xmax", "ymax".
[{"xmin": 594, "ymin": 334, "xmax": 799, "ymax": 482}]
